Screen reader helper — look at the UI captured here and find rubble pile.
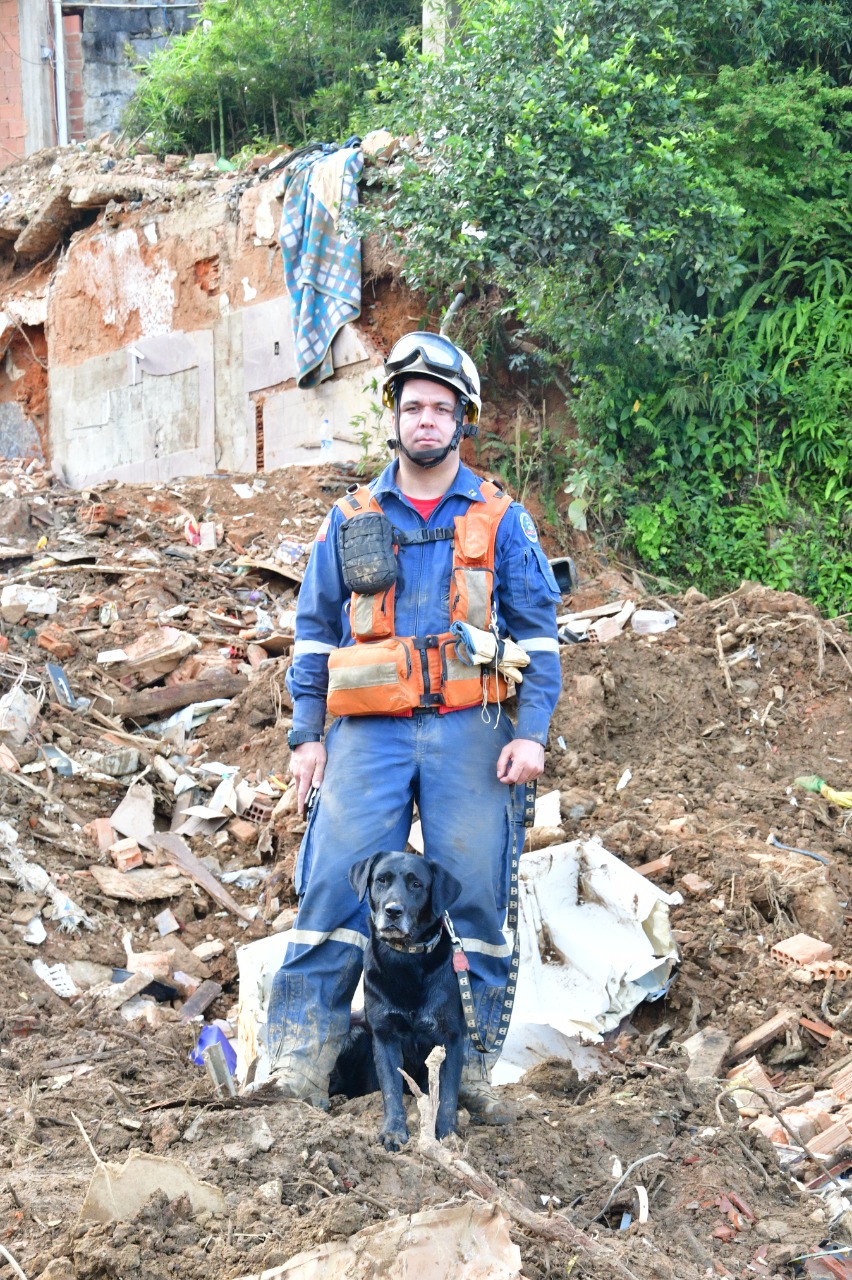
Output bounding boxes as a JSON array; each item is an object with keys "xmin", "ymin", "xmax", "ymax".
[
  {"xmin": 0, "ymin": 134, "xmax": 272, "ymax": 266},
  {"xmin": 0, "ymin": 457, "xmax": 851, "ymax": 1279}
]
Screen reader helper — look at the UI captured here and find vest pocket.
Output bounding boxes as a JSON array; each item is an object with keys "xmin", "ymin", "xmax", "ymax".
[
  {"xmin": 450, "ymin": 566, "xmax": 493, "ymax": 629},
  {"xmin": 326, "ymin": 637, "xmax": 422, "ymax": 716},
  {"xmin": 439, "ymin": 639, "xmax": 511, "ymax": 709}
]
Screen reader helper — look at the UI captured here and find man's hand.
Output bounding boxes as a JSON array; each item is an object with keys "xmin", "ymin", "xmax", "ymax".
[
  {"xmin": 289, "ymin": 741, "xmax": 327, "ymax": 814},
  {"xmin": 496, "ymin": 738, "xmax": 545, "ymax": 785}
]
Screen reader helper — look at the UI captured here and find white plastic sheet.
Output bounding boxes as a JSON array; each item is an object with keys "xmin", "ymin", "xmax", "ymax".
[{"xmin": 493, "ymin": 838, "xmax": 681, "ymax": 1082}]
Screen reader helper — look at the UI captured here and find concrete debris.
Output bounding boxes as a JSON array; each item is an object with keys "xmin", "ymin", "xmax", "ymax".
[
  {"xmin": 681, "ymin": 1027, "xmax": 732, "ymax": 1080},
  {"xmin": 0, "ymin": 136, "xmax": 385, "ymax": 485}
]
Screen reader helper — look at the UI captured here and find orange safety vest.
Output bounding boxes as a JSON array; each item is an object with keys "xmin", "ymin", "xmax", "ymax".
[{"xmin": 326, "ymin": 481, "xmax": 513, "ymax": 717}]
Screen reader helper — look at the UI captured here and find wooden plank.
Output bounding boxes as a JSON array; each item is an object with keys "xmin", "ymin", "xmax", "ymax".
[
  {"xmin": 727, "ymin": 1008, "xmax": 798, "ymax": 1064},
  {"xmin": 152, "ymin": 833, "xmax": 255, "ymax": 923},
  {"xmin": 636, "ymin": 853, "xmax": 673, "ymax": 878},
  {"xmin": 114, "ymin": 672, "xmax": 248, "ymax": 721},
  {"xmin": 178, "ymin": 979, "xmax": 222, "ymax": 1022}
]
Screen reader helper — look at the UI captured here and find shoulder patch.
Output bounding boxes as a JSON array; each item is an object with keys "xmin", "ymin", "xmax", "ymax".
[
  {"xmin": 315, "ymin": 514, "xmax": 331, "ymax": 543},
  {"xmin": 520, "ymin": 511, "xmax": 539, "ymax": 543}
]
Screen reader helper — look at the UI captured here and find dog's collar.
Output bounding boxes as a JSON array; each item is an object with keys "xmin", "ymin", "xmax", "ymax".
[{"xmin": 379, "ymin": 924, "xmax": 443, "ymax": 955}]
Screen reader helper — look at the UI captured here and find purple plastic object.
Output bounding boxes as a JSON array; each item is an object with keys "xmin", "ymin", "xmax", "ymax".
[{"xmin": 190, "ymin": 1024, "xmax": 237, "ymax": 1072}]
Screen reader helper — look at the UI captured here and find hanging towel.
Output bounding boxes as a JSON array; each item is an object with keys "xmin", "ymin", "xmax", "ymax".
[{"xmin": 277, "ymin": 145, "xmax": 363, "ymax": 388}]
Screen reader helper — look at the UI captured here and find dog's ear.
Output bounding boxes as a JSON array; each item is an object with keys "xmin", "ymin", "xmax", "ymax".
[
  {"xmin": 349, "ymin": 854, "xmax": 381, "ymax": 902},
  {"xmin": 425, "ymin": 861, "xmax": 463, "ymax": 918}
]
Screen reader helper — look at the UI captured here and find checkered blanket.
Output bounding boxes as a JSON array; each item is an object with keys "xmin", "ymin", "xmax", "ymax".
[{"xmin": 277, "ymin": 145, "xmax": 364, "ymax": 388}]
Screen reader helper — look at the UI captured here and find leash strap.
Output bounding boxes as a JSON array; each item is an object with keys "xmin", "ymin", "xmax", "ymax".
[{"xmin": 443, "ymin": 782, "xmax": 530, "ymax": 1055}]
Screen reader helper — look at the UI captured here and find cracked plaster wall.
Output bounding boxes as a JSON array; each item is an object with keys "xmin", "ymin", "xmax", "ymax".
[{"xmin": 46, "ymin": 176, "xmax": 384, "ymax": 487}]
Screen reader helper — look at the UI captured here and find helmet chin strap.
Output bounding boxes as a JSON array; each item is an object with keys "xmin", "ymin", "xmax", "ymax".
[{"xmin": 388, "ymin": 399, "xmax": 466, "ymax": 470}]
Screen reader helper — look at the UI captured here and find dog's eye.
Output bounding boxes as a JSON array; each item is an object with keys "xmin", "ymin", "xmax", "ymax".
[
  {"xmin": 374, "ymin": 874, "xmax": 390, "ymax": 886},
  {"xmin": 409, "ymin": 878, "xmax": 422, "ymax": 890}
]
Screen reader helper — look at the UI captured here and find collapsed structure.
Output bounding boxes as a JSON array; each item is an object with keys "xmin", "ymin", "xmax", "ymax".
[{"xmin": 0, "ymin": 138, "xmax": 387, "ymax": 486}]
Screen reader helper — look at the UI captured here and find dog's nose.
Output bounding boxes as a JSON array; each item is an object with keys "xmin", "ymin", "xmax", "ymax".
[{"xmin": 384, "ymin": 902, "xmax": 403, "ymax": 919}]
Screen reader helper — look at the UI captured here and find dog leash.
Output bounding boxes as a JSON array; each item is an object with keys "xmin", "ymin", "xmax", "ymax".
[{"xmin": 443, "ymin": 780, "xmax": 535, "ymax": 1055}]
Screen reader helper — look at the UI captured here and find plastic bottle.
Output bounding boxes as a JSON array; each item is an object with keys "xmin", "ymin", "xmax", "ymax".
[{"xmin": 319, "ymin": 416, "xmax": 333, "ymax": 460}]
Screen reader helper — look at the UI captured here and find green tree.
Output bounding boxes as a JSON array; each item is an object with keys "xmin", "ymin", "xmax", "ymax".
[
  {"xmin": 364, "ymin": 0, "xmax": 852, "ymax": 612},
  {"xmin": 124, "ymin": 0, "xmax": 421, "ymax": 156}
]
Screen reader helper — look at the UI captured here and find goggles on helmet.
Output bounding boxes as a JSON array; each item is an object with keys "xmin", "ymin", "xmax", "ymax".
[
  {"xmin": 385, "ymin": 331, "xmax": 468, "ymax": 378},
  {"xmin": 381, "ymin": 331, "xmax": 481, "ymax": 427}
]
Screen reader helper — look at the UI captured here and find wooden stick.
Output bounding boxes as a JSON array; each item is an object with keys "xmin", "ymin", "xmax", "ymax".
[{"xmin": 714, "ymin": 625, "xmax": 733, "ymax": 692}]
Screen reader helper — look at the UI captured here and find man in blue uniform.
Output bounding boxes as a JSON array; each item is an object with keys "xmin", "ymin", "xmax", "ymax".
[{"xmin": 266, "ymin": 331, "xmax": 562, "ymax": 1122}]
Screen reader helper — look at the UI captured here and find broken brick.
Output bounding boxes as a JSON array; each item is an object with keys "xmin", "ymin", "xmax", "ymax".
[
  {"xmin": 771, "ymin": 933, "xmax": 833, "ymax": 969},
  {"xmin": 83, "ymin": 817, "xmax": 115, "ymax": 853},
  {"xmin": 227, "ymin": 817, "xmax": 258, "ymax": 846},
  {"xmin": 243, "ymin": 795, "xmax": 274, "ymax": 824},
  {"xmin": 830, "ymin": 1063, "xmax": 852, "ymax": 1102},
  {"xmin": 779, "ymin": 1108, "xmax": 817, "ymax": 1144},
  {"xmin": 807, "ymin": 1120, "xmax": 852, "ymax": 1159},
  {"xmin": 727, "ymin": 1055, "xmax": 774, "ymax": 1090},
  {"xmin": 37, "ymin": 621, "xmax": 78, "ymax": 660},
  {"xmin": 77, "ymin": 503, "xmax": 127, "ymax": 526},
  {"xmin": 810, "ymin": 959, "xmax": 852, "ymax": 981},
  {"xmin": 110, "ymin": 838, "xmax": 143, "ymax": 872},
  {"xmin": 246, "ymin": 643, "xmax": 268, "ymax": 670},
  {"xmin": 749, "ymin": 1114, "xmax": 786, "ymax": 1144},
  {"xmin": 800, "ymin": 1016, "xmax": 836, "ymax": 1042},
  {"xmin": 680, "ymin": 872, "xmax": 713, "ymax": 895}
]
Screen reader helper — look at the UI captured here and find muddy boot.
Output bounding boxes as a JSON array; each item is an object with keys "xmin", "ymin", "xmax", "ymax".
[
  {"xmin": 458, "ymin": 1058, "xmax": 516, "ymax": 1126},
  {"xmin": 267, "ymin": 1062, "xmax": 330, "ymax": 1111}
]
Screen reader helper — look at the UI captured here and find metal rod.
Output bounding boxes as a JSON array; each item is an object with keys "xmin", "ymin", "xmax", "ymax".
[{"xmin": 52, "ymin": 1, "xmax": 69, "ymax": 147}]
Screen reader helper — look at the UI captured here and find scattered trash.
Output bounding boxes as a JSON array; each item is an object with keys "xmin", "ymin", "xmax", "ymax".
[
  {"xmin": 767, "ymin": 831, "xmax": 831, "ymax": 866},
  {"xmin": 1, "ymin": 829, "xmax": 94, "ymax": 931},
  {"xmin": 0, "ymin": 452, "xmax": 848, "ymax": 1266},
  {"xmin": 795, "ymin": 774, "xmax": 852, "ymax": 808},
  {"xmin": 631, "ymin": 608, "xmax": 677, "ymax": 634},
  {"xmin": 22, "ymin": 917, "xmax": 47, "ymax": 945},
  {"xmin": 32, "ymin": 959, "xmax": 79, "ymax": 998},
  {"xmin": 0, "ymin": 684, "xmax": 41, "ymax": 745},
  {"xmin": 0, "ymin": 584, "xmax": 58, "ymax": 623}
]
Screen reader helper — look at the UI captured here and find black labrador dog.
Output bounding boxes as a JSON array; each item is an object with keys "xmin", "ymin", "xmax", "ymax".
[{"xmin": 336, "ymin": 850, "xmax": 465, "ymax": 1151}]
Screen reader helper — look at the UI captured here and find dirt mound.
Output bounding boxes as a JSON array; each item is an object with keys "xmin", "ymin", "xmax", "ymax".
[{"xmin": 1, "ymin": 459, "xmax": 851, "ymax": 1279}]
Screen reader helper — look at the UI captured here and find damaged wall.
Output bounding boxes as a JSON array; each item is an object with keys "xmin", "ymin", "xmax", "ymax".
[{"xmin": 36, "ymin": 155, "xmax": 382, "ymax": 486}]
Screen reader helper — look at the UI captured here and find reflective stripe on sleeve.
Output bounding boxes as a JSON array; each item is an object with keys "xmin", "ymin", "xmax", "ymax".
[
  {"xmin": 515, "ymin": 637, "xmax": 560, "ymax": 654},
  {"xmin": 293, "ymin": 640, "xmax": 337, "ymax": 656}
]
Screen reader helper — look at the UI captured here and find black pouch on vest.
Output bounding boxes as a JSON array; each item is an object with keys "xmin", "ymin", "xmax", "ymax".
[{"xmin": 338, "ymin": 511, "xmax": 398, "ymax": 595}]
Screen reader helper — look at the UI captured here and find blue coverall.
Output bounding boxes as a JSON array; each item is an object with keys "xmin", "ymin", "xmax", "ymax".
[{"xmin": 267, "ymin": 458, "xmax": 562, "ymax": 1095}]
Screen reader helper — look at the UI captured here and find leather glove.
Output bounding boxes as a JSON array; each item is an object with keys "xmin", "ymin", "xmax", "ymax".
[{"xmin": 449, "ymin": 621, "xmax": 530, "ymax": 683}]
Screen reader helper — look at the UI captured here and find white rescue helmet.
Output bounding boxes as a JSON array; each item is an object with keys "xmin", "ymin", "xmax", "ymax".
[{"xmin": 381, "ymin": 331, "xmax": 481, "ymax": 434}]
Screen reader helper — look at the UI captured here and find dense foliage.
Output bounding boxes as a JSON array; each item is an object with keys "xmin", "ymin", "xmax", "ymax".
[
  {"xmin": 365, "ymin": 0, "xmax": 852, "ymax": 614},
  {"xmin": 123, "ymin": 0, "xmax": 420, "ymax": 154}
]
